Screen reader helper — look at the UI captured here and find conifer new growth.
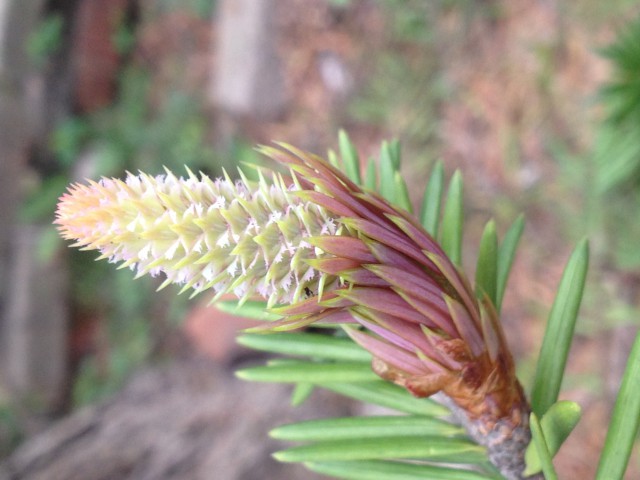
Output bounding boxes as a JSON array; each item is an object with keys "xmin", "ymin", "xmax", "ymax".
[{"xmin": 56, "ymin": 143, "xmax": 533, "ymax": 479}]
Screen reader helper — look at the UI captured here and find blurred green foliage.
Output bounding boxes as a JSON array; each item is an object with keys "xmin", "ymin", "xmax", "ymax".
[
  {"xmin": 599, "ymin": 17, "xmax": 640, "ymax": 127},
  {"xmin": 157, "ymin": 0, "xmax": 216, "ymax": 18},
  {"xmin": 26, "ymin": 14, "xmax": 64, "ymax": 68},
  {"xmin": 72, "ymin": 312, "xmax": 152, "ymax": 406},
  {"xmin": 51, "ymin": 68, "xmax": 220, "ymax": 178}
]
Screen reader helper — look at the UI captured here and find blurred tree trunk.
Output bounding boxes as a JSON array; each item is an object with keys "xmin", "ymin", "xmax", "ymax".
[
  {"xmin": 0, "ymin": 0, "xmax": 82, "ymax": 413},
  {"xmin": 0, "ymin": 0, "xmax": 37, "ymax": 324},
  {"xmin": 3, "ymin": 227, "xmax": 68, "ymax": 410},
  {"xmin": 211, "ymin": 0, "xmax": 287, "ymax": 147},
  {"xmin": 0, "ymin": 0, "xmax": 64, "ymax": 408}
]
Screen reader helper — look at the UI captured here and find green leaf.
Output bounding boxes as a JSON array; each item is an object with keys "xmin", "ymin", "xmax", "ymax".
[
  {"xmin": 496, "ymin": 214, "xmax": 525, "ymax": 311},
  {"xmin": 529, "ymin": 412, "xmax": 559, "ymax": 480},
  {"xmin": 339, "ymin": 129, "xmax": 362, "ymax": 184},
  {"xmin": 475, "ymin": 219, "xmax": 498, "ymax": 306},
  {"xmin": 290, "ymin": 383, "xmax": 315, "ymax": 406},
  {"xmin": 439, "ymin": 170, "xmax": 464, "ymax": 267},
  {"xmin": 236, "ymin": 332, "xmax": 372, "ymax": 362},
  {"xmin": 591, "ymin": 127, "xmax": 640, "ymax": 194},
  {"xmin": 389, "ymin": 139, "xmax": 401, "ymax": 169},
  {"xmin": 305, "ymin": 460, "xmax": 494, "ymax": 480},
  {"xmin": 271, "ymin": 415, "xmax": 463, "ymax": 441},
  {"xmin": 214, "ymin": 300, "xmax": 280, "ymax": 321},
  {"xmin": 236, "ymin": 361, "xmax": 377, "ymax": 383},
  {"xmin": 321, "ymin": 381, "xmax": 449, "ymax": 417},
  {"xmin": 328, "ymin": 148, "xmax": 340, "ymax": 168},
  {"xmin": 274, "ymin": 436, "xmax": 485, "ymax": 463},
  {"xmin": 364, "ymin": 158, "xmax": 377, "ymax": 190},
  {"xmin": 379, "ymin": 141, "xmax": 398, "ymax": 203},
  {"xmin": 595, "ymin": 330, "xmax": 640, "ymax": 480},
  {"xmin": 524, "ymin": 400, "xmax": 582, "ymax": 476},
  {"xmin": 531, "ymin": 239, "xmax": 589, "ymax": 416},
  {"xmin": 306, "ymin": 460, "xmax": 495, "ymax": 480},
  {"xmin": 394, "ymin": 171, "xmax": 413, "ymax": 213},
  {"xmin": 420, "ymin": 160, "xmax": 444, "ymax": 237}
]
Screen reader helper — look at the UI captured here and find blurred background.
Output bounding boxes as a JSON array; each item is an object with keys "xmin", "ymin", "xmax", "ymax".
[{"xmin": 1, "ymin": 0, "xmax": 640, "ymax": 478}]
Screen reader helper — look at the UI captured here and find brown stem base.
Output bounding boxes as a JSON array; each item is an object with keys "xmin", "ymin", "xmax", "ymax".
[{"xmin": 433, "ymin": 393, "xmax": 543, "ymax": 480}]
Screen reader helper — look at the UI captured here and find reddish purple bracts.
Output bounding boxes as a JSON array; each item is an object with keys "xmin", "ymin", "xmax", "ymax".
[
  {"xmin": 254, "ymin": 145, "xmax": 528, "ymax": 433},
  {"xmin": 56, "ymin": 142, "xmax": 532, "ymax": 479}
]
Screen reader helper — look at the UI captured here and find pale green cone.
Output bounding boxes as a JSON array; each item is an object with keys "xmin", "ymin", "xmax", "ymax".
[
  {"xmin": 56, "ymin": 168, "xmax": 340, "ymax": 307},
  {"xmin": 57, "ymin": 142, "xmax": 538, "ymax": 479}
]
